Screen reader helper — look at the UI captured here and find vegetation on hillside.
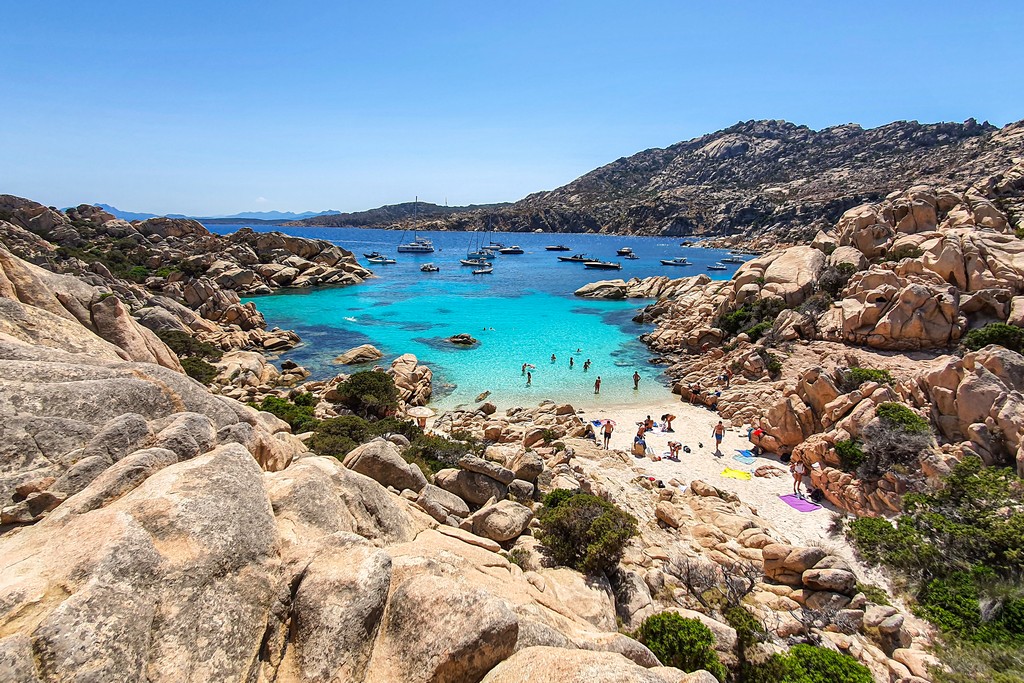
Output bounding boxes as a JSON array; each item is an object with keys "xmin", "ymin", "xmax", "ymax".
[{"xmin": 536, "ymin": 489, "xmax": 637, "ymax": 575}]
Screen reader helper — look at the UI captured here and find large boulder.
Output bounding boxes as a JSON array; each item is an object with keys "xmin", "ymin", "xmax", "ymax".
[
  {"xmin": 435, "ymin": 468, "xmax": 508, "ymax": 506},
  {"xmin": 481, "ymin": 647, "xmax": 672, "ymax": 683},
  {"xmin": 334, "ymin": 344, "xmax": 384, "ymax": 365},
  {"xmin": 467, "ymin": 500, "xmax": 533, "ymax": 542},
  {"xmin": 342, "ymin": 438, "xmax": 428, "ymax": 493}
]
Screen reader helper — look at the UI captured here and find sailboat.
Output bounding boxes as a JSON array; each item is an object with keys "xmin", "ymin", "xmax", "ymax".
[{"xmin": 396, "ymin": 197, "xmax": 435, "ymax": 253}]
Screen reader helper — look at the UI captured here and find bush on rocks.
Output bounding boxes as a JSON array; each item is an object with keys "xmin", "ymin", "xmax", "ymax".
[
  {"xmin": 403, "ymin": 432, "xmax": 483, "ymax": 474},
  {"xmin": 838, "ymin": 366, "xmax": 893, "ymax": 393},
  {"xmin": 961, "ymin": 322, "xmax": 1024, "ymax": 355},
  {"xmin": 156, "ymin": 329, "xmax": 223, "ymax": 361},
  {"xmin": 536, "ymin": 489, "xmax": 637, "ymax": 575},
  {"xmin": 308, "ymin": 416, "xmax": 372, "ymax": 458},
  {"xmin": 181, "ymin": 356, "xmax": 218, "ymax": 384},
  {"xmin": 748, "ymin": 644, "xmax": 872, "ymax": 683},
  {"xmin": 634, "ymin": 612, "xmax": 727, "ymax": 682},
  {"xmin": 858, "ymin": 403, "xmax": 933, "ymax": 479},
  {"xmin": 253, "ymin": 395, "xmax": 320, "ymax": 433},
  {"xmin": 333, "ymin": 371, "xmax": 399, "ymax": 418},
  {"xmin": 818, "ymin": 262, "xmax": 857, "ymax": 298}
]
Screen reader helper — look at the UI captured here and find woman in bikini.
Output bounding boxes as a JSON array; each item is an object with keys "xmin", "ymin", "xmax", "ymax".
[{"xmin": 790, "ymin": 455, "xmax": 808, "ymax": 498}]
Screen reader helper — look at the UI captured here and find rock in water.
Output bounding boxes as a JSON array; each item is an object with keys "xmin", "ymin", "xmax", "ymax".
[
  {"xmin": 447, "ymin": 333, "xmax": 479, "ymax": 345},
  {"xmin": 334, "ymin": 343, "xmax": 384, "ymax": 364}
]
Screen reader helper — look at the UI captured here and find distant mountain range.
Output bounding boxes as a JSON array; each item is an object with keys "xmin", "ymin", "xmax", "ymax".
[
  {"xmin": 285, "ymin": 201, "xmax": 512, "ymax": 228},
  {"xmin": 92, "ymin": 204, "xmax": 341, "ymax": 223}
]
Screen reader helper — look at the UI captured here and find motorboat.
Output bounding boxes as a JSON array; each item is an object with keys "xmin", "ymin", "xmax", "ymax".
[
  {"xmin": 557, "ymin": 253, "xmax": 593, "ymax": 262},
  {"xmin": 660, "ymin": 257, "xmax": 691, "ymax": 266},
  {"xmin": 420, "ymin": 263, "xmax": 440, "ymax": 272},
  {"xmin": 472, "ymin": 266, "xmax": 494, "ymax": 275},
  {"xmin": 720, "ymin": 256, "xmax": 746, "ymax": 264},
  {"xmin": 498, "ymin": 245, "xmax": 524, "ymax": 254},
  {"xmin": 616, "ymin": 247, "xmax": 634, "ymax": 256},
  {"xmin": 396, "ymin": 236, "xmax": 435, "ymax": 253},
  {"xmin": 460, "ymin": 258, "xmax": 489, "ymax": 267},
  {"xmin": 367, "ymin": 256, "xmax": 397, "ymax": 264},
  {"xmin": 583, "ymin": 261, "xmax": 622, "ymax": 270},
  {"xmin": 363, "ymin": 251, "xmax": 384, "ymax": 259},
  {"xmin": 545, "ymin": 245, "xmax": 571, "ymax": 251},
  {"xmin": 624, "ymin": 253, "xmax": 639, "ymax": 260},
  {"xmin": 481, "ymin": 247, "xmax": 499, "ymax": 259},
  {"xmin": 707, "ymin": 264, "xmax": 729, "ymax": 271}
]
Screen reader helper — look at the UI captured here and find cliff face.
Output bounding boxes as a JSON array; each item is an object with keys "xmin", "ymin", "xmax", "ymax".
[{"xmin": 349, "ymin": 118, "xmax": 1024, "ymax": 241}]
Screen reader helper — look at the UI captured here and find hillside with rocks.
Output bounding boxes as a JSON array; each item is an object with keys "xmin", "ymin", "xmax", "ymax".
[{"xmin": 314, "ymin": 118, "xmax": 1024, "ymax": 245}]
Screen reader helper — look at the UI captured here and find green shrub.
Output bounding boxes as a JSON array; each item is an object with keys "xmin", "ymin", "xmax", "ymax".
[
  {"xmin": 253, "ymin": 395, "xmax": 319, "ymax": 433},
  {"xmin": 333, "ymin": 371, "xmax": 399, "ymax": 418},
  {"xmin": 962, "ymin": 323, "xmax": 1024, "ymax": 355},
  {"xmin": 763, "ymin": 351, "xmax": 783, "ymax": 377},
  {"xmin": 856, "ymin": 582, "xmax": 892, "ymax": 606},
  {"xmin": 767, "ymin": 644, "xmax": 873, "ymax": 683},
  {"xmin": 156, "ymin": 330, "xmax": 223, "ymax": 361},
  {"xmin": 875, "ymin": 402, "xmax": 930, "ymax": 433},
  {"xmin": 819, "ymin": 262, "xmax": 857, "ymax": 298},
  {"xmin": 368, "ymin": 416, "xmax": 423, "ymax": 442},
  {"xmin": 307, "ymin": 415, "xmax": 371, "ymax": 458},
  {"xmin": 745, "ymin": 320, "xmax": 774, "ymax": 342},
  {"xmin": 635, "ymin": 613, "xmax": 727, "ymax": 681},
  {"xmin": 834, "ymin": 439, "xmax": 865, "ymax": 472},
  {"xmin": 536, "ymin": 489, "xmax": 637, "ymax": 575},
  {"xmin": 126, "ymin": 265, "xmax": 150, "ymax": 283},
  {"xmin": 403, "ymin": 433, "xmax": 482, "ymax": 473},
  {"xmin": 932, "ymin": 638, "xmax": 1024, "ymax": 683},
  {"xmin": 848, "ymin": 456, "xmax": 1024, "ymax": 645},
  {"xmin": 839, "ymin": 367, "xmax": 894, "ymax": 393},
  {"xmin": 886, "ymin": 245, "xmax": 924, "ymax": 262},
  {"xmin": 291, "ymin": 392, "xmax": 316, "ymax": 407},
  {"xmin": 181, "ymin": 356, "xmax": 218, "ymax": 384}
]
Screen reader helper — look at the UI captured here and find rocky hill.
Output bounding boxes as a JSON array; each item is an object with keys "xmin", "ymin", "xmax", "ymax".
[
  {"xmin": 287, "ymin": 199, "xmax": 511, "ymax": 228},
  {"xmin": 389, "ymin": 118, "xmax": 1024, "ymax": 244}
]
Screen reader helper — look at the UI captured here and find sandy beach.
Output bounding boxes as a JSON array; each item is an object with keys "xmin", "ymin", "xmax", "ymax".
[{"xmin": 575, "ymin": 395, "xmax": 835, "ymax": 549}]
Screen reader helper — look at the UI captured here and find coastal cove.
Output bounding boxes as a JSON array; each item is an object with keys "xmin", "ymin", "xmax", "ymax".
[{"xmin": 211, "ymin": 225, "xmax": 742, "ymax": 409}]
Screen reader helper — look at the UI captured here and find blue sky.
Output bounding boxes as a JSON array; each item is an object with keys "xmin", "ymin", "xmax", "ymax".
[{"xmin": 1, "ymin": 1, "xmax": 1021, "ymax": 216}]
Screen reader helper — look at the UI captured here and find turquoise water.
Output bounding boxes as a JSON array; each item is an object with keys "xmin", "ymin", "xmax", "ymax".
[{"xmin": 219, "ymin": 225, "xmax": 742, "ymax": 410}]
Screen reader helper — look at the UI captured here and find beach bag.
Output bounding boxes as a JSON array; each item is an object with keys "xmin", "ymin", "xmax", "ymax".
[{"xmin": 809, "ymin": 488, "xmax": 824, "ymax": 504}]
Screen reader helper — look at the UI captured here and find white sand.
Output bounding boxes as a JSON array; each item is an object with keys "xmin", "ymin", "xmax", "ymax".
[{"xmin": 579, "ymin": 396, "xmax": 835, "ymax": 548}]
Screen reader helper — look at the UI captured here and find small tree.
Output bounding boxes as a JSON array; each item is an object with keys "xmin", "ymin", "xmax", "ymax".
[
  {"xmin": 536, "ymin": 489, "xmax": 637, "ymax": 575},
  {"xmin": 635, "ymin": 612, "xmax": 727, "ymax": 681},
  {"xmin": 307, "ymin": 415, "xmax": 371, "ymax": 458},
  {"xmin": 334, "ymin": 371, "xmax": 399, "ymax": 418},
  {"xmin": 859, "ymin": 403, "xmax": 933, "ymax": 480}
]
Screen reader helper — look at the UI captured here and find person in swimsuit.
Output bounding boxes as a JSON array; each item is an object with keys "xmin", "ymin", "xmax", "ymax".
[
  {"xmin": 602, "ymin": 421, "xmax": 613, "ymax": 449},
  {"xmin": 661, "ymin": 414, "xmax": 676, "ymax": 432},
  {"xmin": 791, "ymin": 455, "xmax": 808, "ymax": 498},
  {"xmin": 713, "ymin": 420, "xmax": 725, "ymax": 455},
  {"xmin": 633, "ymin": 371, "xmax": 641, "ymax": 390},
  {"xmin": 526, "ymin": 371, "xmax": 532, "ymax": 386},
  {"xmin": 569, "ymin": 357, "xmax": 574, "ymax": 368},
  {"xmin": 594, "ymin": 376, "xmax": 601, "ymax": 394},
  {"xmin": 583, "ymin": 359, "xmax": 591, "ymax": 372}
]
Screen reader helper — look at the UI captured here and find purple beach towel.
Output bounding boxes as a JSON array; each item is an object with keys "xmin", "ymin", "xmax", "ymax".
[{"xmin": 779, "ymin": 494, "xmax": 821, "ymax": 512}]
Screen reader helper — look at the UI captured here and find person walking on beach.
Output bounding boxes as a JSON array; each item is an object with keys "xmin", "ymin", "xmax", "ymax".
[
  {"xmin": 713, "ymin": 420, "xmax": 725, "ymax": 455},
  {"xmin": 633, "ymin": 371, "xmax": 641, "ymax": 390},
  {"xmin": 594, "ymin": 376, "xmax": 601, "ymax": 394},
  {"xmin": 791, "ymin": 455, "xmax": 808, "ymax": 498},
  {"xmin": 602, "ymin": 420, "xmax": 614, "ymax": 448},
  {"xmin": 526, "ymin": 371, "xmax": 532, "ymax": 386}
]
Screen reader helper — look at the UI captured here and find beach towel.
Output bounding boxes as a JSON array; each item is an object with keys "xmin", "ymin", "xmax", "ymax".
[
  {"xmin": 736, "ymin": 449, "xmax": 754, "ymax": 457},
  {"xmin": 721, "ymin": 467, "xmax": 752, "ymax": 480},
  {"xmin": 733, "ymin": 453, "xmax": 756, "ymax": 465},
  {"xmin": 779, "ymin": 494, "xmax": 821, "ymax": 512}
]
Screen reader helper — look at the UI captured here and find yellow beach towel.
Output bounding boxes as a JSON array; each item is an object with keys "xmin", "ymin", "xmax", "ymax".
[{"xmin": 721, "ymin": 467, "xmax": 752, "ymax": 481}]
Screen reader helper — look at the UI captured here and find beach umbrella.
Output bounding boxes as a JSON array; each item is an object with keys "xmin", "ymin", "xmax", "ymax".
[
  {"xmin": 599, "ymin": 419, "xmax": 616, "ymax": 426},
  {"xmin": 406, "ymin": 406, "xmax": 435, "ymax": 418}
]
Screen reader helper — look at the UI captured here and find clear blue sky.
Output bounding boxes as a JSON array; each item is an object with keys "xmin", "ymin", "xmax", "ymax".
[{"xmin": 2, "ymin": 1, "xmax": 1021, "ymax": 216}]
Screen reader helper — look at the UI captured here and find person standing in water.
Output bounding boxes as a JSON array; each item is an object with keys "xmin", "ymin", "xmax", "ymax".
[
  {"xmin": 633, "ymin": 371, "xmax": 641, "ymax": 390},
  {"xmin": 713, "ymin": 420, "xmax": 725, "ymax": 455},
  {"xmin": 569, "ymin": 357, "xmax": 574, "ymax": 368},
  {"xmin": 602, "ymin": 421, "xmax": 613, "ymax": 448},
  {"xmin": 527, "ymin": 371, "xmax": 532, "ymax": 386},
  {"xmin": 594, "ymin": 376, "xmax": 601, "ymax": 394},
  {"xmin": 551, "ymin": 353, "xmax": 556, "ymax": 363},
  {"xmin": 521, "ymin": 363, "xmax": 527, "ymax": 375},
  {"xmin": 583, "ymin": 359, "xmax": 591, "ymax": 372}
]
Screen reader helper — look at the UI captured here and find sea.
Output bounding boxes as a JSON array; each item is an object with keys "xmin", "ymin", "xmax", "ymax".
[{"xmin": 205, "ymin": 224, "xmax": 742, "ymax": 410}]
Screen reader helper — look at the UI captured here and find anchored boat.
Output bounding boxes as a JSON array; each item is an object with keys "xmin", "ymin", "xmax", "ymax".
[
  {"xmin": 557, "ymin": 253, "xmax": 593, "ymax": 263},
  {"xmin": 616, "ymin": 247, "xmax": 634, "ymax": 256},
  {"xmin": 498, "ymin": 245, "xmax": 524, "ymax": 254},
  {"xmin": 660, "ymin": 257, "xmax": 691, "ymax": 266},
  {"xmin": 545, "ymin": 245, "xmax": 571, "ymax": 251},
  {"xmin": 420, "ymin": 263, "xmax": 440, "ymax": 272},
  {"xmin": 707, "ymin": 263, "xmax": 729, "ymax": 271},
  {"xmin": 472, "ymin": 265, "xmax": 493, "ymax": 275},
  {"xmin": 367, "ymin": 256, "xmax": 397, "ymax": 264}
]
